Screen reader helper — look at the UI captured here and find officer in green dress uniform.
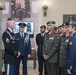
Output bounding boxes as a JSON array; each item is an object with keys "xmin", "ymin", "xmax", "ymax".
[
  {"xmin": 43, "ymin": 21, "xmax": 60, "ymax": 75},
  {"xmin": 59, "ymin": 23, "xmax": 70, "ymax": 75}
]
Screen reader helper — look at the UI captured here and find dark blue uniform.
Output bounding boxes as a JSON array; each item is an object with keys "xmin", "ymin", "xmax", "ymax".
[
  {"xmin": 66, "ymin": 32, "xmax": 76, "ymax": 75},
  {"xmin": 2, "ymin": 29, "xmax": 19, "ymax": 75},
  {"xmin": 15, "ymin": 32, "xmax": 31, "ymax": 75},
  {"xmin": 36, "ymin": 33, "xmax": 47, "ymax": 75}
]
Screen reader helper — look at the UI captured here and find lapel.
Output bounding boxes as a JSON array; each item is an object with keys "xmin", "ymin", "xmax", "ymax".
[{"xmin": 24, "ymin": 33, "xmax": 27, "ymax": 38}]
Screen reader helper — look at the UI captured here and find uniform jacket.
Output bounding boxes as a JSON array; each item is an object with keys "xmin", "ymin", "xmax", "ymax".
[
  {"xmin": 15, "ymin": 33, "xmax": 31, "ymax": 56},
  {"xmin": 36, "ymin": 33, "xmax": 44, "ymax": 56},
  {"xmin": 2, "ymin": 29, "xmax": 18, "ymax": 64},
  {"xmin": 43, "ymin": 32, "xmax": 60, "ymax": 63},
  {"xmin": 59, "ymin": 35, "xmax": 69, "ymax": 67},
  {"xmin": 66, "ymin": 32, "xmax": 76, "ymax": 72}
]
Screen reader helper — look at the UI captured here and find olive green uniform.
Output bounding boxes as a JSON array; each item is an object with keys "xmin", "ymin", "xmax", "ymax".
[
  {"xmin": 59, "ymin": 35, "xmax": 69, "ymax": 75},
  {"xmin": 43, "ymin": 32, "xmax": 60, "ymax": 75}
]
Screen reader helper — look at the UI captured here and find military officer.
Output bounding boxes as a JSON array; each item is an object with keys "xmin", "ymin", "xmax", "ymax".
[
  {"xmin": 59, "ymin": 23, "xmax": 70, "ymax": 75},
  {"xmin": 66, "ymin": 21, "xmax": 76, "ymax": 75},
  {"xmin": 15, "ymin": 23, "xmax": 31, "ymax": 75},
  {"xmin": 36, "ymin": 25, "xmax": 47, "ymax": 75},
  {"xmin": 43, "ymin": 21, "xmax": 60, "ymax": 75},
  {"xmin": 2, "ymin": 18, "xmax": 20, "ymax": 75}
]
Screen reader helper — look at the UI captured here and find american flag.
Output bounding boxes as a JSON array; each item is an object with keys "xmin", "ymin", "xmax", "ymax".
[{"xmin": 16, "ymin": 0, "xmax": 25, "ymax": 9}]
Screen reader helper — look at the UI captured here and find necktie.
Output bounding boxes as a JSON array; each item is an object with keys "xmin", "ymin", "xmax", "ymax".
[
  {"xmin": 21, "ymin": 33, "xmax": 24, "ymax": 38},
  {"xmin": 41, "ymin": 33, "xmax": 44, "ymax": 37}
]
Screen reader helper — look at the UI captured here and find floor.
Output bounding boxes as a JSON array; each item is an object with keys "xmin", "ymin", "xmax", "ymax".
[
  {"xmin": 2, "ymin": 60, "xmax": 39, "ymax": 75},
  {"xmin": 20, "ymin": 67, "xmax": 38, "ymax": 75},
  {"xmin": 20, "ymin": 60, "xmax": 39, "ymax": 75}
]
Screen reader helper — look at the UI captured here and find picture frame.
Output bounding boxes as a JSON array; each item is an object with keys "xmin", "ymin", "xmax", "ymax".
[
  {"xmin": 13, "ymin": 22, "xmax": 34, "ymax": 38},
  {"xmin": 63, "ymin": 14, "xmax": 76, "ymax": 23},
  {"xmin": 11, "ymin": 0, "xmax": 31, "ymax": 19}
]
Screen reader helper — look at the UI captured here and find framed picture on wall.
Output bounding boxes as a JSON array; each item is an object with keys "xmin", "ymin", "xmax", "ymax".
[
  {"xmin": 11, "ymin": 0, "xmax": 31, "ymax": 19},
  {"xmin": 63, "ymin": 14, "xmax": 76, "ymax": 23},
  {"xmin": 13, "ymin": 22, "xmax": 34, "ymax": 38}
]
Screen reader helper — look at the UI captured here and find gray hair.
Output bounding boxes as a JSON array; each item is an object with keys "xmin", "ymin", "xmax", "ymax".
[{"xmin": 6, "ymin": 18, "xmax": 15, "ymax": 25}]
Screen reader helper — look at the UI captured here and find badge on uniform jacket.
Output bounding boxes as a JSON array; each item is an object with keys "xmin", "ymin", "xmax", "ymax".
[
  {"xmin": 49, "ymin": 37, "xmax": 54, "ymax": 40},
  {"xmin": 6, "ymin": 38, "xmax": 10, "ymax": 43},
  {"xmin": 69, "ymin": 41, "xmax": 73, "ymax": 45}
]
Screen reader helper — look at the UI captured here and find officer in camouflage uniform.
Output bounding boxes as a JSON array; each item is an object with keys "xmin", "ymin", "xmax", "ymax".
[
  {"xmin": 59, "ymin": 23, "xmax": 70, "ymax": 75},
  {"xmin": 43, "ymin": 21, "xmax": 60, "ymax": 75}
]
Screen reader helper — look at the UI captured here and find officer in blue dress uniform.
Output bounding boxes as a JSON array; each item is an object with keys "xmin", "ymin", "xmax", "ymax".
[
  {"xmin": 66, "ymin": 21, "xmax": 76, "ymax": 75},
  {"xmin": 2, "ymin": 18, "xmax": 20, "ymax": 75},
  {"xmin": 36, "ymin": 25, "xmax": 47, "ymax": 75},
  {"xmin": 15, "ymin": 23, "xmax": 31, "ymax": 75}
]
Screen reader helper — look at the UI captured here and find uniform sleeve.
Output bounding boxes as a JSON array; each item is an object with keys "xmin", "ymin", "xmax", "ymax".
[
  {"xmin": 48, "ymin": 36, "xmax": 60, "ymax": 59},
  {"xmin": 27, "ymin": 35, "xmax": 31, "ymax": 54},
  {"xmin": 43, "ymin": 34, "xmax": 47, "ymax": 56},
  {"xmin": 36, "ymin": 34, "xmax": 38, "ymax": 46},
  {"xmin": 66, "ymin": 37, "xmax": 76, "ymax": 70},
  {"xmin": 2, "ymin": 32, "xmax": 18, "ymax": 57}
]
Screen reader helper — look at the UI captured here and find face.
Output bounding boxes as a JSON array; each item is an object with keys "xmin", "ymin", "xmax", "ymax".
[
  {"xmin": 40, "ymin": 27, "xmax": 46, "ymax": 33},
  {"xmin": 68, "ymin": 25, "xmax": 74, "ymax": 33},
  {"xmin": 8, "ymin": 20, "xmax": 15, "ymax": 29},
  {"xmin": 47, "ymin": 24, "xmax": 54, "ymax": 32},
  {"xmin": 58, "ymin": 27, "xmax": 63, "ymax": 34},
  {"xmin": 19, "ymin": 27, "xmax": 25, "ymax": 32},
  {"xmin": 63, "ymin": 26, "xmax": 68, "ymax": 33}
]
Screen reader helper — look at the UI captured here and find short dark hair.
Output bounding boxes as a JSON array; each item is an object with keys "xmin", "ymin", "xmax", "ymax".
[{"xmin": 40, "ymin": 25, "xmax": 46, "ymax": 29}]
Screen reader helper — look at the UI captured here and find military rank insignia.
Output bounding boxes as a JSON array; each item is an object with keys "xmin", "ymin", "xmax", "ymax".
[
  {"xmin": 69, "ymin": 41, "xmax": 73, "ymax": 45},
  {"xmin": 6, "ymin": 38, "xmax": 10, "ymax": 43},
  {"xmin": 49, "ymin": 37, "xmax": 54, "ymax": 40}
]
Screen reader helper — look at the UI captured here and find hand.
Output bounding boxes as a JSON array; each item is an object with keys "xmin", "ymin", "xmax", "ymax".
[
  {"xmin": 67, "ymin": 69, "xmax": 72, "ymax": 74},
  {"xmin": 28, "ymin": 54, "xmax": 31, "ymax": 58},
  {"xmin": 17, "ymin": 52, "xmax": 21, "ymax": 58},
  {"xmin": 43, "ymin": 55, "xmax": 48, "ymax": 60}
]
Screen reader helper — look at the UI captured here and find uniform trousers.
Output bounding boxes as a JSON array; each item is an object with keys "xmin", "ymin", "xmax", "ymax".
[
  {"xmin": 60, "ymin": 67, "xmax": 67, "ymax": 75},
  {"xmin": 45, "ymin": 62, "xmax": 59, "ymax": 75},
  {"xmin": 37, "ymin": 55, "xmax": 47, "ymax": 75},
  {"xmin": 4, "ymin": 64, "xmax": 16, "ymax": 75},
  {"xmin": 16, "ymin": 56, "xmax": 27, "ymax": 75}
]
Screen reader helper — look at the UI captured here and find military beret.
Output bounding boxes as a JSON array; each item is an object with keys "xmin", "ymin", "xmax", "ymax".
[
  {"xmin": 40, "ymin": 25, "xmax": 46, "ymax": 29},
  {"xmin": 69, "ymin": 21, "xmax": 76, "ymax": 26},
  {"xmin": 47, "ymin": 21, "xmax": 55, "ymax": 25},
  {"xmin": 18, "ymin": 23, "xmax": 26, "ymax": 27}
]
